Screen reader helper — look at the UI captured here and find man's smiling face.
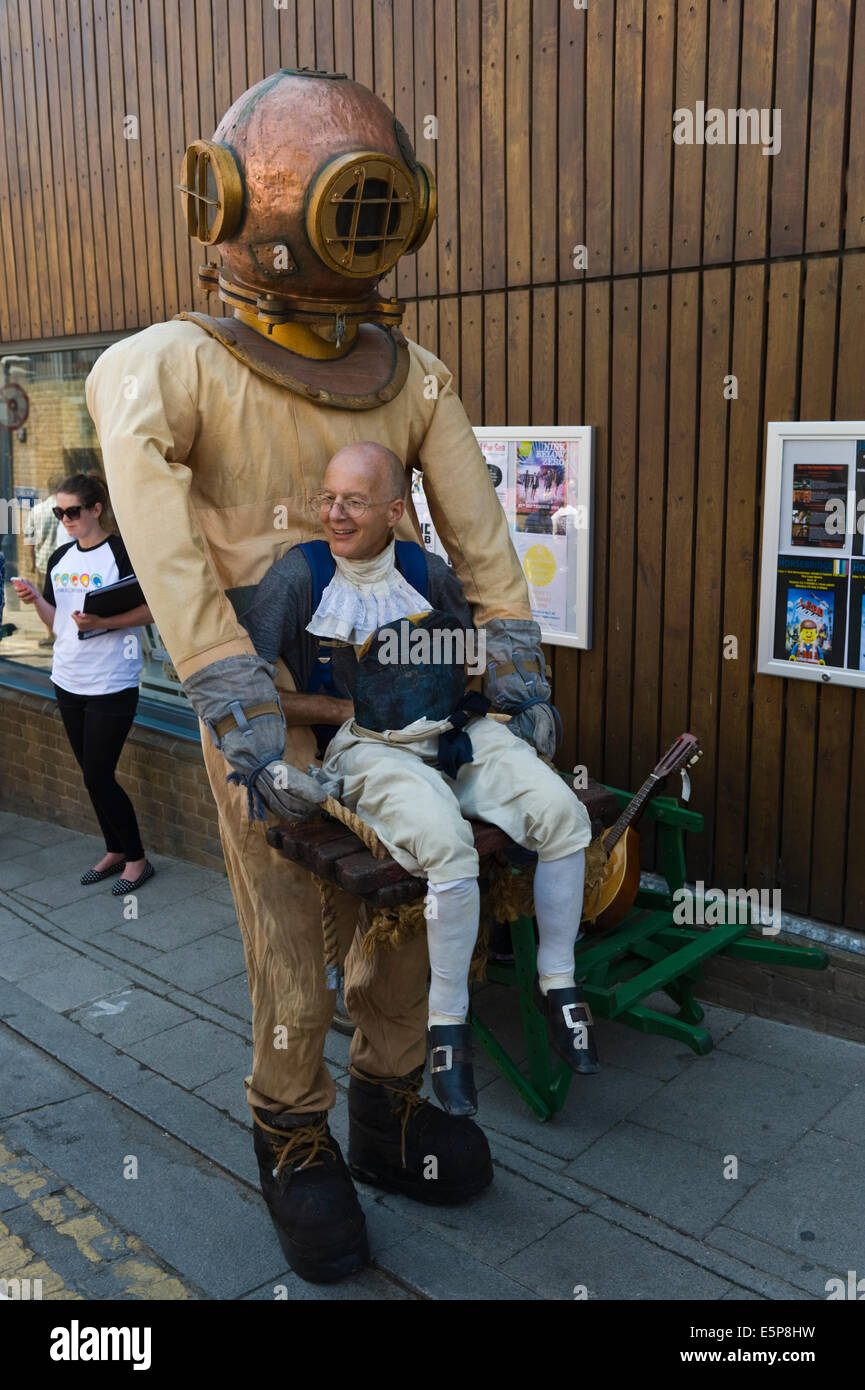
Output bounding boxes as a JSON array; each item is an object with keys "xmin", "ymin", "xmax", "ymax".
[{"xmin": 319, "ymin": 444, "xmax": 406, "ymax": 561}]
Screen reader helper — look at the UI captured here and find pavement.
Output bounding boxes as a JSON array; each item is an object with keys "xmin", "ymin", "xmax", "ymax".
[{"xmin": 0, "ymin": 806, "xmax": 863, "ymax": 1302}]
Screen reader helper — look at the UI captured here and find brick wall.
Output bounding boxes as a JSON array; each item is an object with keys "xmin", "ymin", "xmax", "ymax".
[
  {"xmin": 696, "ymin": 947, "xmax": 865, "ymax": 1047},
  {"xmin": 0, "ymin": 686, "xmax": 224, "ymax": 874}
]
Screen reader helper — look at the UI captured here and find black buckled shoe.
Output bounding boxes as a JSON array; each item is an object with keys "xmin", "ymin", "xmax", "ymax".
[
  {"xmin": 428, "ymin": 1024, "xmax": 477, "ymax": 1116},
  {"xmin": 252, "ymin": 1107, "xmax": 369, "ymax": 1284},
  {"xmin": 537, "ymin": 983, "xmax": 601, "ymax": 1075},
  {"xmin": 348, "ymin": 1064, "xmax": 493, "ymax": 1205}
]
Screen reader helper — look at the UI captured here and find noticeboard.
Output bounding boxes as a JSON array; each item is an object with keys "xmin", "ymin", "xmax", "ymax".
[
  {"xmin": 411, "ymin": 427, "xmax": 594, "ymax": 649},
  {"xmin": 757, "ymin": 421, "xmax": 865, "ymax": 689}
]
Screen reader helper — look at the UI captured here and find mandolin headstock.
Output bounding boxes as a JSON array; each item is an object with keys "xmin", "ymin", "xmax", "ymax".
[{"xmin": 653, "ymin": 733, "xmax": 702, "ymax": 779}]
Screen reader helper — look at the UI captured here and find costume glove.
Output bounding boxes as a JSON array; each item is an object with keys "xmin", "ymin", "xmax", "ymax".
[
  {"xmin": 182, "ymin": 654, "xmax": 328, "ymax": 820},
  {"xmin": 482, "ymin": 617, "xmax": 561, "ymax": 759}
]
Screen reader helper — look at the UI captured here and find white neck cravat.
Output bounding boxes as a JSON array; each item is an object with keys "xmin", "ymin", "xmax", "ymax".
[{"xmin": 306, "ymin": 538, "xmax": 430, "ymax": 645}]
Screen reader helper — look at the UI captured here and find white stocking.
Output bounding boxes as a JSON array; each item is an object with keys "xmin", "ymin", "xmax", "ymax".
[
  {"xmin": 425, "ymin": 876, "xmax": 480, "ymax": 1026},
  {"xmin": 533, "ymin": 849, "xmax": 586, "ymax": 993}
]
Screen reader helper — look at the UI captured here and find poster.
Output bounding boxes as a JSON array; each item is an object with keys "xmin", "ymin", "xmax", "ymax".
[
  {"xmin": 515, "ymin": 440, "xmax": 568, "ymax": 533},
  {"xmin": 512, "ymin": 533, "xmax": 568, "ymax": 632},
  {"xmin": 758, "ymin": 425, "xmax": 865, "ymax": 689},
  {"xmin": 410, "ymin": 428, "xmax": 593, "ymax": 648},
  {"xmin": 773, "ymin": 556, "xmax": 848, "ymax": 667},
  {"xmin": 479, "ymin": 439, "xmax": 512, "ymax": 514},
  {"xmin": 790, "ymin": 464, "xmax": 848, "ymax": 547}
]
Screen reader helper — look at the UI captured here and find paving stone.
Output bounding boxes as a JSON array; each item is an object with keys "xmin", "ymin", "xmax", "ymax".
[
  {"xmin": 0, "ymin": 1028, "xmax": 87, "ymax": 1119},
  {"xmin": 16, "ymin": 957, "xmax": 130, "ymax": 1012},
  {"xmin": 145, "ymin": 934, "xmax": 245, "ymax": 992},
  {"xmin": 500, "ymin": 1209, "xmax": 735, "ymax": 1300},
  {"xmin": 242, "ymin": 1266, "xmax": 419, "ymax": 1300},
  {"xmin": 69, "ymin": 988, "xmax": 195, "ymax": 1047},
  {"xmin": 563, "ymin": 1120, "xmax": 762, "ymax": 1238},
  {"xmin": 813, "ymin": 1086, "xmax": 865, "ymax": 1144},
  {"xmin": 122, "ymin": 1018, "xmax": 251, "ymax": 1090},
  {"xmin": 88, "ymin": 931, "xmax": 172, "ymax": 974},
  {"xmin": 0, "ymin": 834, "xmax": 44, "ymax": 861},
  {"xmin": 626, "ymin": 1051, "xmax": 848, "ymax": 1165},
  {"xmin": 477, "ymin": 1065, "xmax": 666, "ymax": 1162},
  {"xmin": 11, "ymin": 870, "xmax": 119, "ymax": 908},
  {"xmin": 116, "ymin": 897, "xmax": 239, "ymax": 951},
  {"xmin": 587, "ymin": 1018, "xmax": 701, "ymax": 1081},
  {"xmin": 0, "ymin": 906, "xmax": 36, "ymax": 944},
  {"xmin": 194, "ymin": 1071, "xmax": 251, "ymax": 1126},
  {"xmin": 717, "ymin": 1014, "xmax": 865, "ymax": 1087},
  {"xmin": 722, "ymin": 1129, "xmax": 865, "ymax": 1274},
  {"xmin": 0, "ymin": 932, "xmax": 81, "ymax": 983},
  {"xmin": 199, "ymin": 974, "xmax": 251, "ymax": 1023},
  {"xmin": 42, "ymin": 894, "xmax": 141, "ymax": 941},
  {"xmin": 0, "ymin": 814, "xmax": 84, "ymax": 847},
  {"xmin": 707, "ymin": 1224, "xmax": 842, "ymax": 1299},
  {"xmin": 588, "ymin": 1196, "xmax": 816, "ymax": 1301},
  {"xmin": 382, "ymin": 1228, "xmax": 540, "ymax": 1299},
  {"xmin": 3, "ymin": 1091, "xmax": 284, "ymax": 1298},
  {"xmin": 376, "ymin": 1158, "xmax": 581, "ymax": 1265},
  {"xmin": 200, "ymin": 879, "xmax": 236, "ymax": 906}
]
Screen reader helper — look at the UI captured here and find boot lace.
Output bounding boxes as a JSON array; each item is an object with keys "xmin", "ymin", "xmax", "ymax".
[
  {"xmin": 254, "ymin": 1111, "xmax": 332, "ymax": 1178},
  {"xmin": 350, "ymin": 1066, "xmax": 428, "ymax": 1169}
]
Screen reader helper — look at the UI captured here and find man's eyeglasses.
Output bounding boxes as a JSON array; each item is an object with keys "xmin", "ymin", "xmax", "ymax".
[
  {"xmin": 308, "ymin": 492, "xmax": 374, "ymax": 520},
  {"xmin": 52, "ymin": 505, "xmax": 84, "ymax": 521}
]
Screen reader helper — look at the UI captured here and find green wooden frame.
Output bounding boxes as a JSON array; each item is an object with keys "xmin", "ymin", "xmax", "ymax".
[{"xmin": 470, "ymin": 784, "xmax": 829, "ymax": 1120}]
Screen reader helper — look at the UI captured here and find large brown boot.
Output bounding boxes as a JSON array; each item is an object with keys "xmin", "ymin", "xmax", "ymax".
[
  {"xmin": 348, "ymin": 1065, "xmax": 493, "ymax": 1205},
  {"xmin": 253, "ymin": 1108, "xmax": 369, "ymax": 1283}
]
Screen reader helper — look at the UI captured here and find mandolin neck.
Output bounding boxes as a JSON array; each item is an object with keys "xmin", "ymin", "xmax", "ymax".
[{"xmin": 603, "ymin": 772, "xmax": 662, "ymax": 851}]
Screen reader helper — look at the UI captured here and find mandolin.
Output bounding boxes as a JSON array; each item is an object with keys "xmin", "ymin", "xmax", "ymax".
[{"xmin": 580, "ymin": 733, "xmax": 702, "ymax": 934}]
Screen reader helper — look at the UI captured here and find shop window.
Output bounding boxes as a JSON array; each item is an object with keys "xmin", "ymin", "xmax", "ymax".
[{"xmin": 0, "ymin": 343, "xmax": 194, "ymax": 734}]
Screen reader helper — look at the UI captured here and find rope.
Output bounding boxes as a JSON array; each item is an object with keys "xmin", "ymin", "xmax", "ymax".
[
  {"xmin": 314, "ymin": 875, "xmax": 341, "ymax": 988},
  {"xmin": 321, "ymin": 794, "xmax": 390, "ymax": 859}
]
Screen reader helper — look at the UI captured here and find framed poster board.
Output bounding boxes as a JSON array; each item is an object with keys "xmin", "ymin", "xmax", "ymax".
[
  {"xmin": 757, "ymin": 422, "xmax": 865, "ymax": 689},
  {"xmin": 412, "ymin": 427, "xmax": 594, "ymax": 649}
]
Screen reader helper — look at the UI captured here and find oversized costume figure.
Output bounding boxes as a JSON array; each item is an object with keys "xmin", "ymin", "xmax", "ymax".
[{"xmin": 86, "ymin": 69, "xmax": 558, "ymax": 1284}]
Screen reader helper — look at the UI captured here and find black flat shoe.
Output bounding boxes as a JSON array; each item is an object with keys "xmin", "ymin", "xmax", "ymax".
[
  {"xmin": 428, "ymin": 1023, "xmax": 478, "ymax": 1117},
  {"xmin": 111, "ymin": 862, "xmax": 155, "ymax": 895},
  {"xmin": 538, "ymin": 983, "xmax": 601, "ymax": 1075},
  {"xmin": 80, "ymin": 861, "xmax": 125, "ymax": 885}
]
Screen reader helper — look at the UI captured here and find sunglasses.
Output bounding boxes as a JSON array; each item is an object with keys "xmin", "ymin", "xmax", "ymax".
[{"xmin": 52, "ymin": 505, "xmax": 84, "ymax": 521}]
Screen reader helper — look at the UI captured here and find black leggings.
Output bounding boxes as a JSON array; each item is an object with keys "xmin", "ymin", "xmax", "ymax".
[{"xmin": 53, "ymin": 683, "xmax": 145, "ymax": 861}]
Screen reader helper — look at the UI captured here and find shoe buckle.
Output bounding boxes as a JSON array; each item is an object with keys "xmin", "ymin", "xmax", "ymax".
[
  {"xmin": 430, "ymin": 1044, "xmax": 453, "ymax": 1073},
  {"xmin": 563, "ymin": 1001, "xmax": 594, "ymax": 1030}
]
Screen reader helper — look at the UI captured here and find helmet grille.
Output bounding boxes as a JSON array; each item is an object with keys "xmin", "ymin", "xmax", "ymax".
[{"xmin": 310, "ymin": 155, "xmax": 418, "ymax": 278}]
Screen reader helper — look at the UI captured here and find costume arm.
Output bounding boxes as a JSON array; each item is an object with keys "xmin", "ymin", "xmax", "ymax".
[
  {"xmin": 85, "ymin": 327, "xmax": 256, "ymax": 681},
  {"xmin": 415, "ymin": 363, "xmax": 531, "ymax": 627}
]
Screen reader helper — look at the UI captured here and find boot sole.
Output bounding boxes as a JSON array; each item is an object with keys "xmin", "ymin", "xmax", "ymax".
[
  {"xmin": 269, "ymin": 1214, "xmax": 370, "ymax": 1285},
  {"xmin": 349, "ymin": 1160, "xmax": 493, "ymax": 1206}
]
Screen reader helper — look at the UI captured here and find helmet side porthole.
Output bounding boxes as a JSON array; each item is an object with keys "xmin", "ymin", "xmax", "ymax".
[{"xmin": 177, "ymin": 140, "xmax": 244, "ymax": 245}]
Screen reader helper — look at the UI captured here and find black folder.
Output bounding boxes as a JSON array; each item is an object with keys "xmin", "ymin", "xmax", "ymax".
[{"xmin": 78, "ymin": 575, "xmax": 146, "ymax": 639}]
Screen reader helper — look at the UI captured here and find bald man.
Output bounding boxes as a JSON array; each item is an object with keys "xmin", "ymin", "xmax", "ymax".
[{"xmin": 241, "ymin": 441, "xmax": 595, "ymax": 1107}]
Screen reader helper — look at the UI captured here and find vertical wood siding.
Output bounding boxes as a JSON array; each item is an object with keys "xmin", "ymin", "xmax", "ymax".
[{"xmin": 1, "ymin": 0, "xmax": 863, "ymax": 925}]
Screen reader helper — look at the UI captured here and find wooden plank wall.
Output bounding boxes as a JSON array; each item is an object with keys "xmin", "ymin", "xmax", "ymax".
[{"xmin": 1, "ymin": 0, "xmax": 864, "ymax": 927}]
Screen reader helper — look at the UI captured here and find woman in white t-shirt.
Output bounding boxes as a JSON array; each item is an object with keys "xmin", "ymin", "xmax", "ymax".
[{"xmin": 12, "ymin": 473, "xmax": 156, "ymax": 894}]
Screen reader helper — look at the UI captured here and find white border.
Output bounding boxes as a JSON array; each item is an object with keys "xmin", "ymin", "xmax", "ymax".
[
  {"xmin": 471, "ymin": 426, "xmax": 594, "ymax": 650},
  {"xmin": 757, "ymin": 421, "xmax": 865, "ymax": 690}
]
